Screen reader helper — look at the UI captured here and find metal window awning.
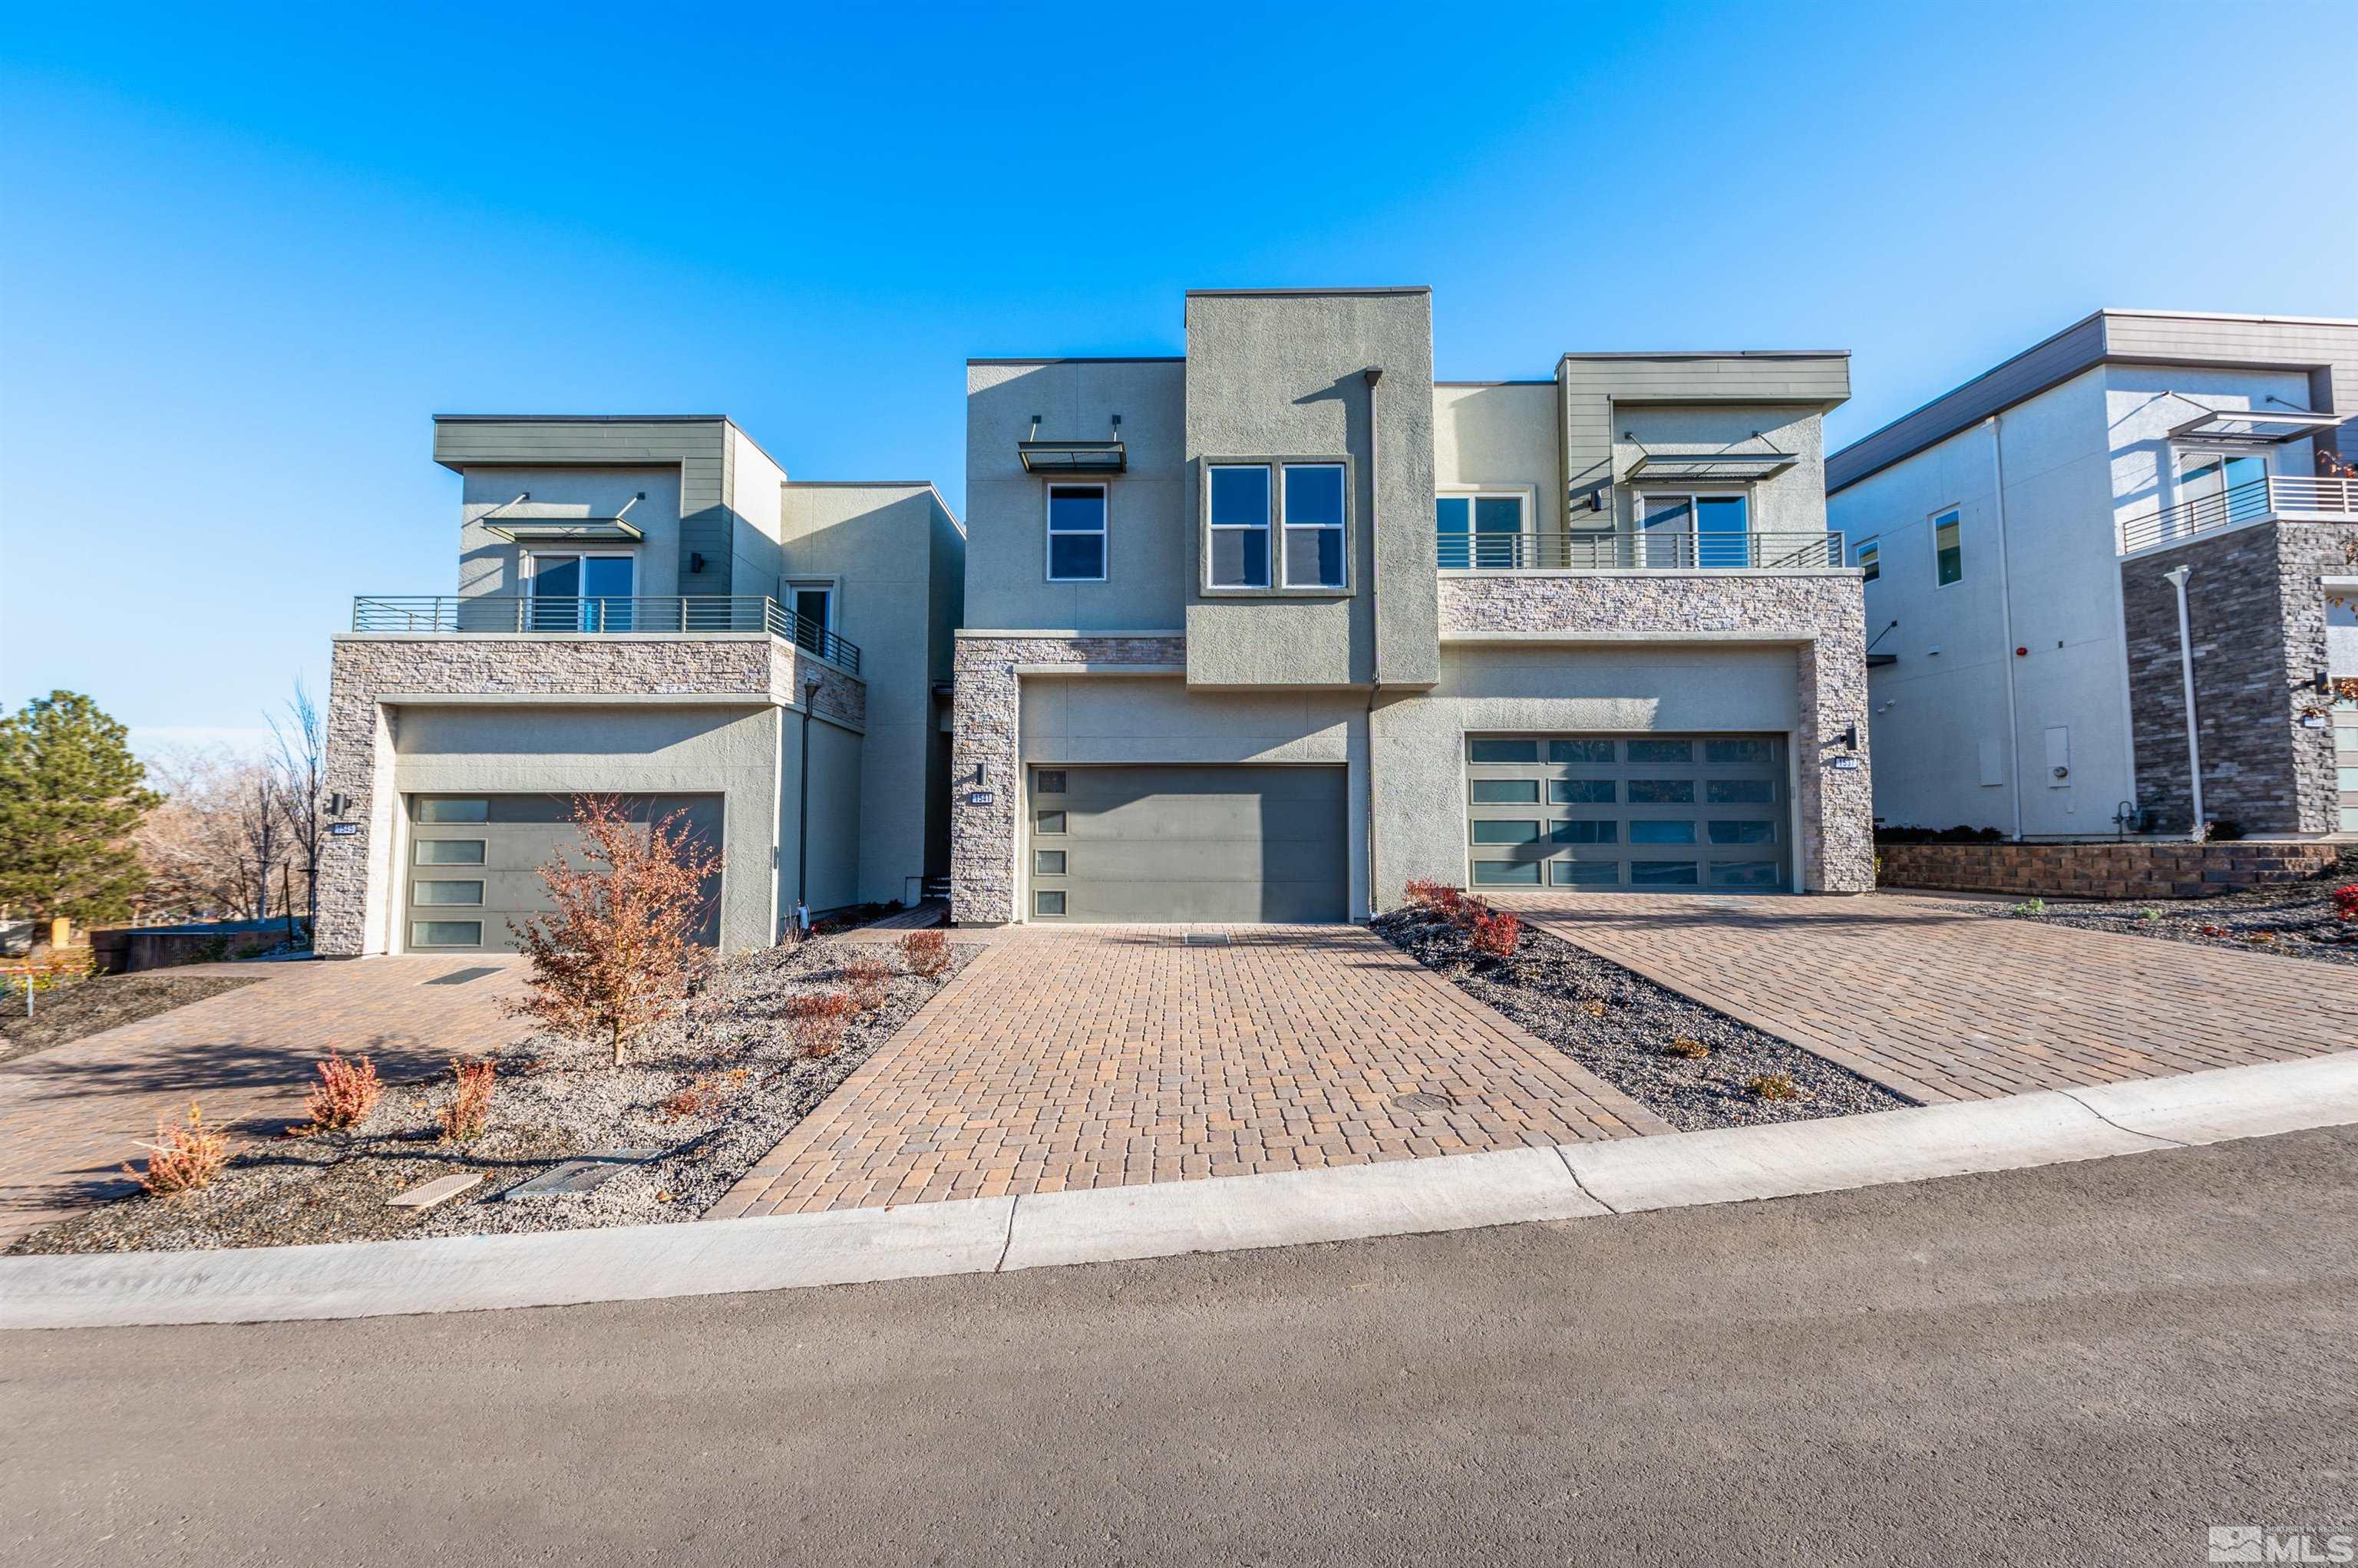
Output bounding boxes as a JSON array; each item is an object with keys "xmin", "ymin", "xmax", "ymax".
[
  {"xmin": 2168, "ymin": 407, "xmax": 2343, "ymax": 446},
  {"xmin": 1624, "ymin": 451, "xmax": 1798, "ymax": 481},
  {"xmin": 1019, "ymin": 439, "xmax": 1127, "ymax": 475},
  {"xmin": 481, "ymin": 518, "xmax": 646, "ymax": 543}
]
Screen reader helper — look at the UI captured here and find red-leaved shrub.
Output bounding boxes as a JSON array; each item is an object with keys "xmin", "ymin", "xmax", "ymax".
[
  {"xmin": 843, "ymin": 958, "xmax": 892, "ymax": 1013},
  {"xmin": 126, "ymin": 1102, "xmax": 235, "ymax": 1195},
  {"xmin": 1468, "ymin": 906, "xmax": 1521, "ymax": 959},
  {"xmin": 439, "ymin": 1058, "xmax": 496, "ymax": 1143},
  {"xmin": 2334, "ymin": 885, "xmax": 2358, "ymax": 923},
  {"xmin": 784, "ymin": 992, "xmax": 857, "ymax": 1058},
  {"xmin": 290, "ymin": 1050, "xmax": 381, "ymax": 1135},
  {"xmin": 897, "ymin": 929, "xmax": 952, "ymax": 979}
]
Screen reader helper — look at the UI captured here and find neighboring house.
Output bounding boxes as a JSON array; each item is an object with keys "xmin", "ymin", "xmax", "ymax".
[
  {"xmin": 317, "ymin": 416, "xmax": 963, "ymax": 956},
  {"xmin": 953, "ymin": 286, "xmax": 1872, "ymax": 925},
  {"xmin": 1827, "ymin": 311, "xmax": 2358, "ymax": 840}
]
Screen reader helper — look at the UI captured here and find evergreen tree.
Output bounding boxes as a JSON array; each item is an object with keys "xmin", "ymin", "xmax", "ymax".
[{"xmin": 0, "ymin": 692, "xmax": 161, "ymax": 924}]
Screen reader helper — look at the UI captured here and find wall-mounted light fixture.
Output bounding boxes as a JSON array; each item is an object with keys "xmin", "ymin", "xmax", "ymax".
[
  {"xmin": 2317, "ymin": 669, "xmax": 2333, "ymax": 695},
  {"xmin": 689, "ymin": 553, "xmax": 705, "ymax": 574},
  {"xmin": 1840, "ymin": 724, "xmax": 1858, "ymax": 751}
]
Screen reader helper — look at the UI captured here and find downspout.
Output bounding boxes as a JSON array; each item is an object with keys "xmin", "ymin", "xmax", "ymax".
[
  {"xmin": 794, "ymin": 674, "xmax": 820, "ymax": 934},
  {"xmin": 2163, "ymin": 566, "xmax": 2205, "ymax": 838},
  {"xmin": 1362, "ymin": 364, "xmax": 1385, "ymax": 921},
  {"xmin": 1984, "ymin": 414, "xmax": 2026, "ymax": 841}
]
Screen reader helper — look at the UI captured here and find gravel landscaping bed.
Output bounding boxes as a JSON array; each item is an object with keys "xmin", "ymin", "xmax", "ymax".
[
  {"xmin": 0, "ymin": 969, "xmax": 267, "ymax": 1069},
  {"xmin": 6, "ymin": 936, "xmax": 972, "ymax": 1256},
  {"xmin": 1373, "ymin": 906, "xmax": 1911, "ymax": 1131},
  {"xmin": 2004, "ymin": 852, "xmax": 2358, "ymax": 966}
]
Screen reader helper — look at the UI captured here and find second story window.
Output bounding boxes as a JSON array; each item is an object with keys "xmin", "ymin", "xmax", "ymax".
[
  {"xmin": 1854, "ymin": 538, "xmax": 1879, "ymax": 581},
  {"xmin": 1934, "ymin": 508, "xmax": 1963, "ymax": 586},
  {"xmin": 1283, "ymin": 464, "xmax": 1346, "ymax": 589},
  {"xmin": 1208, "ymin": 464, "xmax": 1272, "ymax": 587},
  {"xmin": 1640, "ymin": 492, "xmax": 1749, "ymax": 569},
  {"xmin": 1046, "ymin": 484, "xmax": 1108, "ymax": 582},
  {"xmin": 1436, "ymin": 494, "xmax": 1528, "ymax": 569}
]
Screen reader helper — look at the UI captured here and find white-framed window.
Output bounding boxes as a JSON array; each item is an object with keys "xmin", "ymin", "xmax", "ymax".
[
  {"xmin": 1933, "ymin": 507, "xmax": 1963, "ymax": 586},
  {"xmin": 1854, "ymin": 537, "xmax": 1879, "ymax": 581},
  {"xmin": 1281, "ymin": 463, "xmax": 1346, "ymax": 588},
  {"xmin": 1436, "ymin": 490, "xmax": 1531, "ymax": 569},
  {"xmin": 1207, "ymin": 464, "xmax": 1273, "ymax": 588},
  {"xmin": 1638, "ymin": 491, "xmax": 1750, "ymax": 568},
  {"xmin": 1045, "ymin": 484, "xmax": 1108, "ymax": 582},
  {"xmin": 526, "ymin": 551, "xmax": 636, "ymax": 629},
  {"xmin": 784, "ymin": 580, "xmax": 835, "ymax": 653},
  {"xmin": 2175, "ymin": 448, "xmax": 2270, "ymax": 530}
]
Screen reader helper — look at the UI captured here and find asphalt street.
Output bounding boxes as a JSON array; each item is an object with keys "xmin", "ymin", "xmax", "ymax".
[{"xmin": 7, "ymin": 1126, "xmax": 2355, "ymax": 1566}]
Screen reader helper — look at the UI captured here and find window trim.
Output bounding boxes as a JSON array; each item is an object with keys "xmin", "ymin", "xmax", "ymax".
[
  {"xmin": 1044, "ymin": 482, "xmax": 1109, "ymax": 584},
  {"xmin": 1436, "ymin": 487, "xmax": 1537, "ymax": 570},
  {"xmin": 523, "ymin": 550, "xmax": 639, "ymax": 629},
  {"xmin": 1200, "ymin": 455, "xmax": 1356, "ymax": 598},
  {"xmin": 1931, "ymin": 506, "xmax": 1964, "ymax": 587},
  {"xmin": 1634, "ymin": 488, "xmax": 1753, "ymax": 569},
  {"xmin": 1280, "ymin": 461, "xmax": 1348, "ymax": 590}
]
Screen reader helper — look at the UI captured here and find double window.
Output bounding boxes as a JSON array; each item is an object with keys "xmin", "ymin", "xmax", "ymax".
[
  {"xmin": 527, "ymin": 553, "xmax": 635, "ymax": 630},
  {"xmin": 1436, "ymin": 492, "xmax": 1529, "ymax": 569},
  {"xmin": 1045, "ymin": 484, "xmax": 1108, "ymax": 582},
  {"xmin": 1933, "ymin": 508, "xmax": 1963, "ymax": 586},
  {"xmin": 1639, "ymin": 492, "xmax": 1750, "ymax": 569},
  {"xmin": 1205, "ymin": 460, "xmax": 1349, "ymax": 590}
]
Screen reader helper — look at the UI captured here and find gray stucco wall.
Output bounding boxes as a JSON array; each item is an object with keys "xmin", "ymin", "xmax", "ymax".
[
  {"xmin": 2122, "ymin": 520, "xmax": 2340, "ymax": 836},
  {"xmin": 963, "ymin": 359, "xmax": 1187, "ymax": 632},
  {"xmin": 781, "ymin": 710, "xmax": 865, "ymax": 921},
  {"xmin": 1181, "ymin": 290, "xmax": 1439, "ymax": 688},
  {"xmin": 1611, "ymin": 404, "xmax": 1830, "ymax": 536},
  {"xmin": 1560, "ymin": 355, "xmax": 1850, "ymax": 515},
  {"xmin": 319, "ymin": 633, "xmax": 864, "ymax": 957},
  {"xmin": 456, "ymin": 465, "xmax": 682, "ymax": 603}
]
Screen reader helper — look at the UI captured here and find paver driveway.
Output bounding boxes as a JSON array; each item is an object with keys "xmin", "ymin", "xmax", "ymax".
[
  {"xmin": 1500, "ymin": 891, "xmax": 2358, "ymax": 1104},
  {"xmin": 0, "ymin": 958, "xmax": 530, "ymax": 1245},
  {"xmin": 717, "ymin": 926, "xmax": 1669, "ymax": 1217}
]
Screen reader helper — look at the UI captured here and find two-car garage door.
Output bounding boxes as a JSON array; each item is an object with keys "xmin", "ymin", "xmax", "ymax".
[
  {"xmin": 405, "ymin": 793, "xmax": 724, "ymax": 952},
  {"xmin": 1465, "ymin": 734, "xmax": 1789, "ymax": 892},
  {"xmin": 1023, "ymin": 765, "xmax": 1348, "ymax": 923}
]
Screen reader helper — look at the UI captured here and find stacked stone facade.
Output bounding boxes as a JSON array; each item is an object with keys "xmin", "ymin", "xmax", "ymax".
[
  {"xmin": 949, "ymin": 635, "xmax": 1187, "ymax": 925},
  {"xmin": 1438, "ymin": 573, "xmax": 1876, "ymax": 893},
  {"xmin": 315, "ymin": 633, "xmax": 864, "ymax": 956},
  {"xmin": 1879, "ymin": 840, "xmax": 2338, "ymax": 900},
  {"xmin": 2122, "ymin": 521, "xmax": 2341, "ymax": 837}
]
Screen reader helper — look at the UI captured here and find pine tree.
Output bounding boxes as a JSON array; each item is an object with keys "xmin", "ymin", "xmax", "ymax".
[{"xmin": 0, "ymin": 692, "xmax": 162, "ymax": 925}]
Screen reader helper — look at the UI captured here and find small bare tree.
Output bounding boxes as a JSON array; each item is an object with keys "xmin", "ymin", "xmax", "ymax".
[
  {"xmin": 507, "ymin": 795, "xmax": 722, "ymax": 1065},
  {"xmin": 267, "ymin": 682, "xmax": 326, "ymax": 931}
]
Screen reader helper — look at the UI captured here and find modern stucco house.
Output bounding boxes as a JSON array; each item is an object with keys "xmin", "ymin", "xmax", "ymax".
[
  {"xmin": 1827, "ymin": 311, "xmax": 2358, "ymax": 840},
  {"xmin": 953, "ymin": 286, "xmax": 1874, "ymax": 925},
  {"xmin": 316, "ymin": 416, "xmax": 963, "ymax": 956}
]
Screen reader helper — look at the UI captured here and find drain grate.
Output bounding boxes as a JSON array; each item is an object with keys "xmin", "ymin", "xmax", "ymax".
[
  {"xmin": 499, "ymin": 1149, "xmax": 660, "ymax": 1200},
  {"xmin": 1183, "ymin": 932, "xmax": 1232, "ymax": 947},
  {"xmin": 1392, "ymin": 1091, "xmax": 1458, "ymax": 1113},
  {"xmin": 424, "ymin": 966, "xmax": 500, "ymax": 986}
]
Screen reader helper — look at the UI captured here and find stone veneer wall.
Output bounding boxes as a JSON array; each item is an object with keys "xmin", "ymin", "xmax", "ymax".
[
  {"xmin": 949, "ymin": 635, "xmax": 1187, "ymax": 924},
  {"xmin": 315, "ymin": 634, "xmax": 864, "ymax": 956},
  {"xmin": 1437, "ymin": 573, "xmax": 1875, "ymax": 892},
  {"xmin": 2122, "ymin": 521, "xmax": 2340, "ymax": 837},
  {"xmin": 1879, "ymin": 840, "xmax": 2338, "ymax": 900}
]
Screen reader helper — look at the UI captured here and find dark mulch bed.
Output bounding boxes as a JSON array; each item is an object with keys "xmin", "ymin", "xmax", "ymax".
[
  {"xmin": 0, "ymin": 970, "xmax": 267, "ymax": 1069},
  {"xmin": 2006, "ymin": 851, "xmax": 2358, "ymax": 966},
  {"xmin": 1373, "ymin": 906, "xmax": 1911, "ymax": 1131},
  {"xmin": 7, "ymin": 936, "xmax": 972, "ymax": 1256}
]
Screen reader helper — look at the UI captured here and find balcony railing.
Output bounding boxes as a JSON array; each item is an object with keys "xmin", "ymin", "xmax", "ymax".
[
  {"xmin": 2119, "ymin": 475, "xmax": 2358, "ymax": 555},
  {"xmin": 1437, "ymin": 529, "xmax": 1846, "ymax": 572},
  {"xmin": 350, "ymin": 595, "xmax": 861, "ymax": 675}
]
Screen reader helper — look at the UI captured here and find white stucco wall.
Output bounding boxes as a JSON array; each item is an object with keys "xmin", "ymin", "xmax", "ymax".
[
  {"xmin": 728, "ymin": 427, "xmax": 789, "ymax": 602},
  {"xmin": 1434, "ymin": 384, "xmax": 1562, "ymax": 532},
  {"xmin": 457, "ymin": 466, "xmax": 682, "ymax": 602}
]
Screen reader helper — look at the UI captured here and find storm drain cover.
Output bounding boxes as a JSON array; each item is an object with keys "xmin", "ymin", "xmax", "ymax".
[
  {"xmin": 500, "ymin": 1148, "xmax": 660, "ymax": 1200},
  {"xmin": 1392, "ymin": 1091, "xmax": 1458, "ymax": 1113},
  {"xmin": 424, "ymin": 966, "xmax": 501, "ymax": 986},
  {"xmin": 1183, "ymin": 933, "xmax": 1232, "ymax": 947}
]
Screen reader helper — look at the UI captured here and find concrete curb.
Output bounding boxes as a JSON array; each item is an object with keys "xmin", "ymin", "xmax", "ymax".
[{"xmin": 5, "ymin": 1053, "xmax": 2352, "ymax": 1330}]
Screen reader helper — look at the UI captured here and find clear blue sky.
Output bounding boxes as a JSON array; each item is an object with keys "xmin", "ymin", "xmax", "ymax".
[{"xmin": 5, "ymin": 2, "xmax": 2353, "ymax": 754}]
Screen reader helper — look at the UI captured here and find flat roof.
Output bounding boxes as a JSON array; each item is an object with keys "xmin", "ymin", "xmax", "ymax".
[
  {"xmin": 1557, "ymin": 350, "xmax": 1849, "ymax": 362},
  {"xmin": 966, "ymin": 356, "xmax": 1184, "ymax": 366},
  {"xmin": 1184, "ymin": 286, "xmax": 1430, "ymax": 297}
]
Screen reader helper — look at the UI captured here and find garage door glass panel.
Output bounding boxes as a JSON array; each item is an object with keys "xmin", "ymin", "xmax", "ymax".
[
  {"xmin": 1629, "ymin": 820, "xmax": 1696, "ymax": 844},
  {"xmin": 1468, "ymin": 739, "xmax": 1538, "ymax": 764},
  {"xmin": 1708, "ymin": 779, "xmax": 1775, "ymax": 804},
  {"xmin": 416, "ymin": 840, "xmax": 486, "ymax": 865},
  {"xmin": 1709, "ymin": 820, "xmax": 1776, "ymax": 844},
  {"xmin": 416, "ymin": 798, "xmax": 489, "ymax": 824},
  {"xmin": 1549, "ymin": 740, "xmax": 1613, "ymax": 764},
  {"xmin": 1554, "ymin": 861, "xmax": 1617, "ymax": 885},
  {"xmin": 1627, "ymin": 780, "xmax": 1694, "ymax": 804},
  {"xmin": 1706, "ymin": 738, "xmax": 1773, "ymax": 765},
  {"xmin": 1552, "ymin": 780, "xmax": 1615, "ymax": 804},
  {"xmin": 1712, "ymin": 862, "xmax": 1781, "ymax": 887},
  {"xmin": 413, "ymin": 880, "xmax": 484, "ymax": 905},
  {"xmin": 1471, "ymin": 820, "xmax": 1541, "ymax": 844},
  {"xmin": 1470, "ymin": 779, "xmax": 1540, "ymax": 804},
  {"xmin": 1630, "ymin": 861, "xmax": 1699, "ymax": 885},
  {"xmin": 411, "ymin": 921, "xmax": 483, "ymax": 946},
  {"xmin": 1626, "ymin": 739, "xmax": 1692, "ymax": 764},
  {"xmin": 1551, "ymin": 820, "xmax": 1617, "ymax": 843},
  {"xmin": 1472, "ymin": 861, "xmax": 1542, "ymax": 886}
]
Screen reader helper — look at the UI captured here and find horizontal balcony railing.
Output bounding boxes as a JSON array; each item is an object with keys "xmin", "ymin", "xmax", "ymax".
[
  {"xmin": 1437, "ymin": 529, "xmax": 1846, "ymax": 572},
  {"xmin": 2119, "ymin": 475, "xmax": 2358, "ymax": 554},
  {"xmin": 350, "ymin": 595, "xmax": 860, "ymax": 675}
]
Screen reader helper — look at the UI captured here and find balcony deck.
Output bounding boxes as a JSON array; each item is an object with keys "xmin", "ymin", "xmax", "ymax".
[
  {"xmin": 1436, "ymin": 529, "xmax": 1846, "ymax": 573},
  {"xmin": 349, "ymin": 595, "xmax": 860, "ymax": 675},
  {"xmin": 2119, "ymin": 476, "xmax": 2358, "ymax": 557}
]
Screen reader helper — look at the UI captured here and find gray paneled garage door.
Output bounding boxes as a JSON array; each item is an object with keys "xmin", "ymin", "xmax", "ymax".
[
  {"xmin": 1465, "ymin": 734, "xmax": 1788, "ymax": 893},
  {"xmin": 404, "ymin": 794, "xmax": 724, "ymax": 953},
  {"xmin": 1025, "ymin": 765, "xmax": 1347, "ymax": 923}
]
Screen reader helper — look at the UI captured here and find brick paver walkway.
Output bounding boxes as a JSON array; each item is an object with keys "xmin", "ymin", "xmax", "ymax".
[
  {"xmin": 0, "ymin": 958, "xmax": 530, "ymax": 1245},
  {"xmin": 716, "ymin": 926, "xmax": 1670, "ymax": 1217},
  {"xmin": 1500, "ymin": 892, "xmax": 2358, "ymax": 1104}
]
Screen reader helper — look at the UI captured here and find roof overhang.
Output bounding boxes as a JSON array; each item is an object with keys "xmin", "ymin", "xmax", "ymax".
[
  {"xmin": 2168, "ymin": 408, "xmax": 2343, "ymax": 446},
  {"xmin": 1624, "ymin": 451, "xmax": 1800, "ymax": 482},
  {"xmin": 1019, "ymin": 440, "xmax": 1127, "ymax": 475},
  {"xmin": 480, "ymin": 519, "xmax": 646, "ymax": 543}
]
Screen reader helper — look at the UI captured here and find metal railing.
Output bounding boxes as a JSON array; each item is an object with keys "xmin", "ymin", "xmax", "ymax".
[
  {"xmin": 350, "ymin": 595, "xmax": 861, "ymax": 674},
  {"xmin": 2119, "ymin": 474, "xmax": 2358, "ymax": 554},
  {"xmin": 1436, "ymin": 529, "xmax": 1846, "ymax": 571}
]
